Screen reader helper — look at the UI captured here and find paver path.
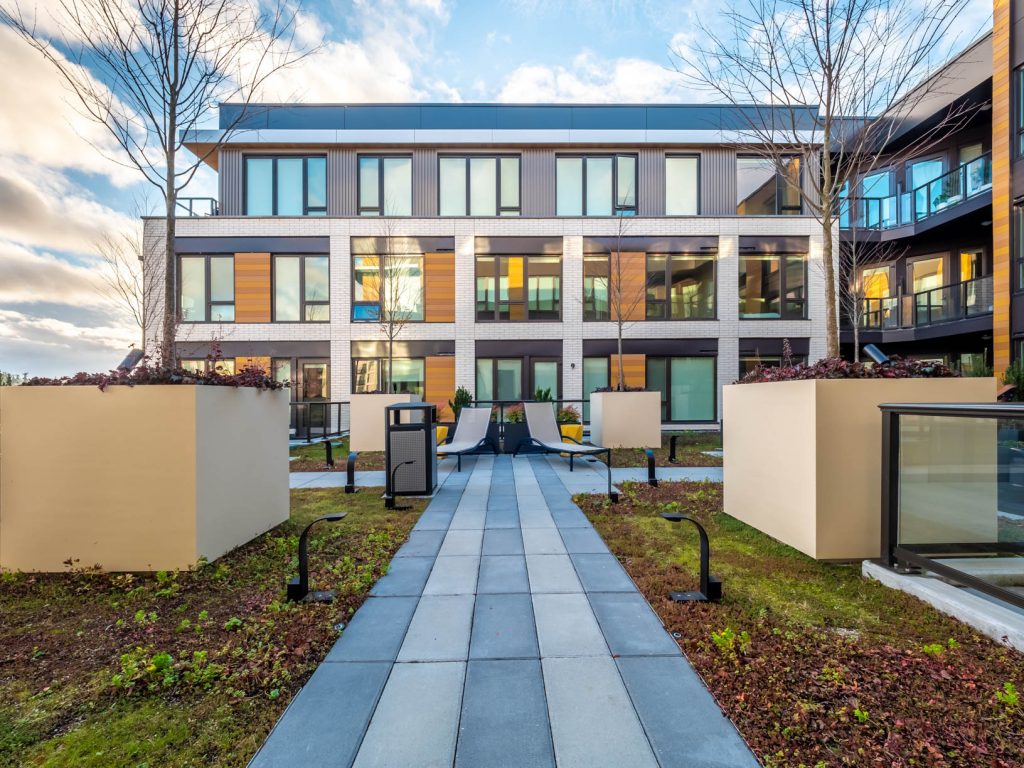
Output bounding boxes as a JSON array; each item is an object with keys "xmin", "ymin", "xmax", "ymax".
[{"xmin": 252, "ymin": 455, "xmax": 757, "ymax": 768}]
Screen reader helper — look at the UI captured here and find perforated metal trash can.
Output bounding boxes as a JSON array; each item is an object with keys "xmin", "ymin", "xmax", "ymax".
[{"xmin": 384, "ymin": 403, "xmax": 438, "ymax": 497}]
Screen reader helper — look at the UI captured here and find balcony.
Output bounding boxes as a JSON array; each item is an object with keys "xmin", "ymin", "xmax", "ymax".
[
  {"xmin": 857, "ymin": 274, "xmax": 993, "ymax": 330},
  {"xmin": 840, "ymin": 152, "xmax": 991, "ymax": 232},
  {"xmin": 175, "ymin": 197, "xmax": 219, "ymax": 217}
]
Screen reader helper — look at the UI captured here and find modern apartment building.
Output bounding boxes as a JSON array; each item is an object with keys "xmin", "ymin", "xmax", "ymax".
[{"xmin": 145, "ymin": 104, "xmax": 830, "ymax": 424}]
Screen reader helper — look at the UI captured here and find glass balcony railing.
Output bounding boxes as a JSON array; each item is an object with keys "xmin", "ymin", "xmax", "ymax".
[
  {"xmin": 857, "ymin": 274, "xmax": 993, "ymax": 330},
  {"xmin": 840, "ymin": 152, "xmax": 992, "ymax": 231},
  {"xmin": 175, "ymin": 197, "xmax": 219, "ymax": 217}
]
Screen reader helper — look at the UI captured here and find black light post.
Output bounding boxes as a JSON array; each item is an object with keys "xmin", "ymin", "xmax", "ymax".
[
  {"xmin": 668, "ymin": 434, "xmax": 679, "ymax": 463},
  {"xmin": 345, "ymin": 451, "xmax": 359, "ymax": 494},
  {"xmin": 287, "ymin": 513, "xmax": 347, "ymax": 603},
  {"xmin": 323, "ymin": 440, "xmax": 334, "ymax": 467},
  {"xmin": 661, "ymin": 513, "xmax": 722, "ymax": 602},
  {"xmin": 644, "ymin": 449, "xmax": 658, "ymax": 487},
  {"xmin": 384, "ymin": 460, "xmax": 415, "ymax": 509}
]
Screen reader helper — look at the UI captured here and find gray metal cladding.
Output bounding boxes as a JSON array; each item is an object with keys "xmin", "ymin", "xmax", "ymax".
[
  {"xmin": 413, "ymin": 149, "xmax": 437, "ymax": 217},
  {"xmin": 521, "ymin": 149, "xmax": 555, "ymax": 217},
  {"xmin": 802, "ymin": 150, "xmax": 821, "ymax": 210},
  {"xmin": 329, "ymin": 149, "xmax": 356, "ymax": 216},
  {"xmin": 700, "ymin": 148, "xmax": 736, "ymax": 215},
  {"xmin": 218, "ymin": 149, "xmax": 242, "ymax": 215},
  {"xmin": 638, "ymin": 149, "xmax": 665, "ymax": 216}
]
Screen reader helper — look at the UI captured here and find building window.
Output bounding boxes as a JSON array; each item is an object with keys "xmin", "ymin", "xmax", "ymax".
[
  {"xmin": 582, "ymin": 357, "xmax": 609, "ymax": 421},
  {"xmin": 646, "ymin": 357, "xmax": 716, "ymax": 422},
  {"xmin": 1015, "ymin": 204, "xmax": 1024, "ymax": 291},
  {"xmin": 738, "ymin": 355, "xmax": 806, "ymax": 378},
  {"xmin": 665, "ymin": 155, "xmax": 699, "ymax": 215},
  {"xmin": 180, "ymin": 358, "xmax": 235, "ymax": 374},
  {"xmin": 736, "ymin": 156, "xmax": 801, "ymax": 215},
  {"xmin": 645, "ymin": 253, "xmax": 716, "ymax": 320},
  {"xmin": 476, "ymin": 358, "xmax": 523, "ymax": 402},
  {"xmin": 352, "ymin": 251, "xmax": 424, "ymax": 322},
  {"xmin": 358, "ymin": 155, "xmax": 412, "ymax": 216},
  {"xmin": 273, "ymin": 255, "xmax": 330, "ymax": 322},
  {"xmin": 244, "ymin": 156, "xmax": 326, "ymax": 216},
  {"xmin": 476, "ymin": 255, "xmax": 561, "ymax": 321},
  {"xmin": 1017, "ymin": 67, "xmax": 1024, "ymax": 156},
  {"xmin": 179, "ymin": 255, "xmax": 234, "ymax": 322},
  {"xmin": 556, "ymin": 154, "xmax": 637, "ymax": 216},
  {"xmin": 738, "ymin": 252, "xmax": 807, "ymax": 319},
  {"xmin": 439, "ymin": 156, "xmax": 520, "ymax": 216},
  {"xmin": 352, "ymin": 358, "xmax": 425, "ymax": 396},
  {"xmin": 583, "ymin": 256, "xmax": 610, "ymax": 320}
]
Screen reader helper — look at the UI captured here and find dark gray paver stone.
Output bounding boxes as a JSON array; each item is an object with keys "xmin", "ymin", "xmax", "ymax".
[
  {"xmin": 588, "ymin": 592, "xmax": 681, "ymax": 657},
  {"xmin": 248, "ymin": 661, "xmax": 391, "ymax": 768},
  {"xmin": 352, "ymin": 661, "xmax": 466, "ymax": 768},
  {"xmin": 369, "ymin": 556, "xmax": 434, "ymax": 597},
  {"xmin": 394, "ymin": 530, "xmax": 445, "ymax": 557},
  {"xmin": 397, "ymin": 594, "xmax": 474, "ymax": 661},
  {"xmin": 484, "ymin": 504, "xmax": 520, "ymax": 528},
  {"xmin": 326, "ymin": 597, "xmax": 419, "ymax": 662},
  {"xmin": 558, "ymin": 527, "xmax": 610, "ymax": 553},
  {"xmin": 617, "ymin": 656, "xmax": 760, "ymax": 768},
  {"xmin": 469, "ymin": 593, "xmax": 540, "ymax": 659},
  {"xmin": 477, "ymin": 554, "xmax": 530, "ymax": 593},
  {"xmin": 412, "ymin": 510, "xmax": 456, "ymax": 531},
  {"xmin": 482, "ymin": 528, "xmax": 525, "ymax": 555},
  {"xmin": 570, "ymin": 553, "xmax": 635, "ymax": 592},
  {"xmin": 532, "ymin": 593, "xmax": 608, "ymax": 657},
  {"xmin": 455, "ymin": 660, "xmax": 554, "ymax": 768}
]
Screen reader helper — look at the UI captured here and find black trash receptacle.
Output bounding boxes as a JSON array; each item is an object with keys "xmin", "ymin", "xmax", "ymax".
[{"xmin": 385, "ymin": 403, "xmax": 438, "ymax": 497}]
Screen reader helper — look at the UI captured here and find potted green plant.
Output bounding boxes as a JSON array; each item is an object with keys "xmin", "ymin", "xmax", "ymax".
[
  {"xmin": 557, "ymin": 405, "xmax": 583, "ymax": 444},
  {"xmin": 501, "ymin": 403, "xmax": 533, "ymax": 454}
]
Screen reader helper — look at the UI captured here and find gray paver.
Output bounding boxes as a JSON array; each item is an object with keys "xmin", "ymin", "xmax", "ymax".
[
  {"xmin": 588, "ymin": 591, "xmax": 681, "ymax": 657},
  {"xmin": 522, "ymin": 528, "xmax": 567, "ymax": 555},
  {"xmin": 558, "ymin": 527, "xmax": 610, "ymax": 553},
  {"xmin": 571, "ymin": 553, "xmax": 635, "ymax": 592},
  {"xmin": 438, "ymin": 528, "xmax": 483, "ymax": 556},
  {"xmin": 456, "ymin": 660, "xmax": 554, "ymax": 768},
  {"xmin": 352, "ymin": 662, "xmax": 466, "ymax": 768},
  {"xmin": 481, "ymin": 528, "xmax": 525, "ymax": 555},
  {"xmin": 326, "ymin": 597, "xmax": 419, "ymax": 662},
  {"xmin": 617, "ymin": 656, "xmax": 760, "ymax": 768},
  {"xmin": 249, "ymin": 661, "xmax": 391, "ymax": 768},
  {"xmin": 370, "ymin": 556, "xmax": 433, "ymax": 597},
  {"xmin": 526, "ymin": 554, "xmax": 583, "ymax": 593},
  {"xmin": 397, "ymin": 595, "xmax": 474, "ymax": 661},
  {"xmin": 543, "ymin": 656, "xmax": 659, "ymax": 768},
  {"xmin": 469, "ymin": 593, "xmax": 540, "ymax": 659},
  {"xmin": 423, "ymin": 555, "xmax": 480, "ymax": 595},
  {"xmin": 532, "ymin": 593, "xmax": 608, "ymax": 657},
  {"xmin": 395, "ymin": 530, "xmax": 445, "ymax": 557},
  {"xmin": 477, "ymin": 554, "xmax": 530, "ymax": 594}
]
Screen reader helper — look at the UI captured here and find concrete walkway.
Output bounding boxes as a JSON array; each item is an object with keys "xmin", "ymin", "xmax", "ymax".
[{"xmin": 253, "ymin": 455, "xmax": 755, "ymax": 768}]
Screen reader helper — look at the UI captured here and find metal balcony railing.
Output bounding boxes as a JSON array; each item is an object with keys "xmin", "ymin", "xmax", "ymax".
[
  {"xmin": 840, "ymin": 152, "xmax": 992, "ymax": 231},
  {"xmin": 856, "ymin": 275, "xmax": 993, "ymax": 330},
  {"xmin": 174, "ymin": 197, "xmax": 219, "ymax": 217}
]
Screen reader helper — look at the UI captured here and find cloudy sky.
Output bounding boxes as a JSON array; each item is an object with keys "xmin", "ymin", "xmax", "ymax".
[{"xmin": 0, "ymin": 0, "xmax": 993, "ymax": 377}]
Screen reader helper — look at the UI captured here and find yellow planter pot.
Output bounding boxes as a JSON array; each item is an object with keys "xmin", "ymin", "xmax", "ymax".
[
  {"xmin": 435, "ymin": 425, "xmax": 449, "ymax": 457},
  {"xmin": 559, "ymin": 424, "xmax": 583, "ymax": 456}
]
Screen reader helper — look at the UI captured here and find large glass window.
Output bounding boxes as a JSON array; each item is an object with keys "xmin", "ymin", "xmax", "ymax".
[
  {"xmin": 738, "ymin": 354, "xmax": 806, "ymax": 378},
  {"xmin": 582, "ymin": 357, "xmax": 609, "ymax": 421},
  {"xmin": 738, "ymin": 252, "xmax": 807, "ymax": 319},
  {"xmin": 358, "ymin": 155, "xmax": 412, "ymax": 216},
  {"xmin": 665, "ymin": 156, "xmax": 699, "ymax": 215},
  {"xmin": 351, "ymin": 250, "xmax": 423, "ymax": 322},
  {"xmin": 736, "ymin": 156, "xmax": 801, "ymax": 215},
  {"xmin": 179, "ymin": 255, "xmax": 234, "ymax": 322},
  {"xmin": 645, "ymin": 253, "xmax": 716, "ymax": 320},
  {"xmin": 909, "ymin": 158, "xmax": 944, "ymax": 220},
  {"xmin": 439, "ymin": 156, "xmax": 520, "ymax": 216},
  {"xmin": 583, "ymin": 256, "xmax": 610, "ymax": 320},
  {"xmin": 556, "ymin": 154, "xmax": 637, "ymax": 216},
  {"xmin": 352, "ymin": 358, "xmax": 425, "ymax": 396},
  {"xmin": 647, "ymin": 357, "xmax": 716, "ymax": 422},
  {"xmin": 476, "ymin": 255, "xmax": 561, "ymax": 321},
  {"xmin": 476, "ymin": 358, "xmax": 523, "ymax": 402},
  {"xmin": 1017, "ymin": 67, "xmax": 1024, "ymax": 156},
  {"xmin": 244, "ymin": 156, "xmax": 326, "ymax": 216},
  {"xmin": 273, "ymin": 255, "xmax": 330, "ymax": 322}
]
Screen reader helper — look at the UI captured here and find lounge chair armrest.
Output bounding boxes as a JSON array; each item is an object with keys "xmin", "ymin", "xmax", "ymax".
[{"xmin": 561, "ymin": 434, "xmax": 585, "ymax": 445}]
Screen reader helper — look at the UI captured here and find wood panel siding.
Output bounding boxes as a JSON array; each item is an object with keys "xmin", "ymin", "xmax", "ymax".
[
  {"xmin": 995, "ymin": 0, "xmax": 1012, "ymax": 371},
  {"xmin": 700, "ymin": 148, "xmax": 736, "ymax": 215},
  {"xmin": 610, "ymin": 354, "xmax": 647, "ymax": 389},
  {"xmin": 219, "ymin": 149, "xmax": 242, "ymax": 215},
  {"xmin": 234, "ymin": 356, "xmax": 270, "ymax": 373},
  {"xmin": 425, "ymin": 356, "xmax": 456, "ymax": 422},
  {"xmin": 424, "ymin": 252, "xmax": 455, "ymax": 322},
  {"xmin": 234, "ymin": 252, "xmax": 272, "ymax": 323},
  {"xmin": 611, "ymin": 251, "xmax": 647, "ymax": 322}
]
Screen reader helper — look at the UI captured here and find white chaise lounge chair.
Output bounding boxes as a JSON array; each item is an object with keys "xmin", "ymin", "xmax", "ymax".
[
  {"xmin": 437, "ymin": 406, "xmax": 495, "ymax": 471},
  {"xmin": 519, "ymin": 402, "xmax": 616, "ymax": 500}
]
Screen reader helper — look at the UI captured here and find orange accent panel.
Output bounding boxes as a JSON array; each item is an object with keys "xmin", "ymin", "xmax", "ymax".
[
  {"xmin": 610, "ymin": 354, "xmax": 646, "ymax": 389},
  {"xmin": 234, "ymin": 356, "xmax": 271, "ymax": 374},
  {"xmin": 993, "ymin": 0, "xmax": 1012, "ymax": 373},
  {"xmin": 234, "ymin": 253, "xmax": 271, "ymax": 323},
  {"xmin": 425, "ymin": 356, "xmax": 456, "ymax": 422},
  {"xmin": 424, "ymin": 252, "xmax": 455, "ymax": 323},
  {"xmin": 611, "ymin": 251, "xmax": 647, "ymax": 322}
]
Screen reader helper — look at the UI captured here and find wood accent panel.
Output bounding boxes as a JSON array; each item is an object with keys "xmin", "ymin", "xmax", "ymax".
[
  {"xmin": 424, "ymin": 252, "xmax": 455, "ymax": 323},
  {"xmin": 610, "ymin": 354, "xmax": 646, "ymax": 389},
  {"xmin": 611, "ymin": 251, "xmax": 647, "ymax": 322},
  {"xmin": 234, "ymin": 356, "xmax": 270, "ymax": 374},
  {"xmin": 234, "ymin": 253, "xmax": 271, "ymax": 323},
  {"xmin": 994, "ymin": 0, "xmax": 1012, "ymax": 373},
  {"xmin": 425, "ymin": 356, "xmax": 456, "ymax": 422}
]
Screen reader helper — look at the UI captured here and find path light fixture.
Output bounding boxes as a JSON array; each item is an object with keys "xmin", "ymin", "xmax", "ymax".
[
  {"xmin": 645, "ymin": 449, "xmax": 658, "ymax": 487},
  {"xmin": 661, "ymin": 513, "xmax": 722, "ymax": 603},
  {"xmin": 345, "ymin": 451, "xmax": 359, "ymax": 494},
  {"xmin": 323, "ymin": 439, "xmax": 335, "ymax": 467},
  {"xmin": 384, "ymin": 460, "xmax": 415, "ymax": 509},
  {"xmin": 287, "ymin": 513, "xmax": 347, "ymax": 603}
]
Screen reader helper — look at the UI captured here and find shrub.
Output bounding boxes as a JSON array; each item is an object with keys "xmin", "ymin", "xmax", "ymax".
[
  {"xmin": 1003, "ymin": 360, "xmax": 1024, "ymax": 402},
  {"xmin": 556, "ymin": 406, "xmax": 581, "ymax": 424},
  {"xmin": 736, "ymin": 355, "xmax": 958, "ymax": 384},
  {"xmin": 533, "ymin": 387, "xmax": 553, "ymax": 402},
  {"xmin": 23, "ymin": 359, "xmax": 285, "ymax": 391},
  {"xmin": 448, "ymin": 386, "xmax": 473, "ymax": 419},
  {"xmin": 503, "ymin": 404, "xmax": 525, "ymax": 423}
]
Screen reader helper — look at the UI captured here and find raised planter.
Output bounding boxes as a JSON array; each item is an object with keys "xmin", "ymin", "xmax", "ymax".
[
  {"xmin": 503, "ymin": 421, "xmax": 533, "ymax": 454},
  {"xmin": 723, "ymin": 377, "xmax": 997, "ymax": 561},
  {"xmin": 349, "ymin": 393, "xmax": 419, "ymax": 452},
  {"xmin": 0, "ymin": 385, "xmax": 289, "ymax": 572},
  {"xmin": 589, "ymin": 390, "xmax": 661, "ymax": 448}
]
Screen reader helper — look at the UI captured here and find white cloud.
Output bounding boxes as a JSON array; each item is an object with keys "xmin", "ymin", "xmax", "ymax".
[
  {"xmin": 0, "ymin": 307, "xmax": 136, "ymax": 376},
  {"xmin": 0, "ymin": 240, "xmax": 114, "ymax": 308}
]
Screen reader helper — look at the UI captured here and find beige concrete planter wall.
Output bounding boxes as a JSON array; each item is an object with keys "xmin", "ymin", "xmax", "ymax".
[
  {"xmin": 348, "ymin": 393, "xmax": 419, "ymax": 452},
  {"xmin": 723, "ymin": 377, "xmax": 997, "ymax": 561},
  {"xmin": 0, "ymin": 386, "xmax": 289, "ymax": 573},
  {"xmin": 589, "ymin": 391, "xmax": 661, "ymax": 448}
]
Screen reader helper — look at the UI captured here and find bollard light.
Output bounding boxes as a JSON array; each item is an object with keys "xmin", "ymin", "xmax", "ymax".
[
  {"xmin": 661, "ymin": 513, "xmax": 722, "ymax": 603},
  {"xmin": 644, "ymin": 449, "xmax": 658, "ymax": 487},
  {"xmin": 287, "ymin": 513, "xmax": 347, "ymax": 603},
  {"xmin": 384, "ymin": 460, "xmax": 415, "ymax": 510},
  {"xmin": 345, "ymin": 451, "xmax": 359, "ymax": 494},
  {"xmin": 668, "ymin": 434, "xmax": 679, "ymax": 463},
  {"xmin": 323, "ymin": 440, "xmax": 335, "ymax": 467}
]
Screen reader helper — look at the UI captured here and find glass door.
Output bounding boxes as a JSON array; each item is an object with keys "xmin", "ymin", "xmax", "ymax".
[
  {"xmin": 910, "ymin": 256, "xmax": 945, "ymax": 325},
  {"xmin": 909, "ymin": 158, "xmax": 944, "ymax": 219},
  {"xmin": 531, "ymin": 360, "xmax": 559, "ymax": 400}
]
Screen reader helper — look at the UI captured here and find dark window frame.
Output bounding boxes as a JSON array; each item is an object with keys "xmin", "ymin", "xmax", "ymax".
[
  {"xmin": 177, "ymin": 253, "xmax": 235, "ymax": 324},
  {"xmin": 736, "ymin": 154, "xmax": 803, "ymax": 215},
  {"xmin": 645, "ymin": 355, "xmax": 718, "ymax": 424},
  {"xmin": 555, "ymin": 153, "xmax": 638, "ymax": 216},
  {"xmin": 644, "ymin": 252, "xmax": 718, "ymax": 321},
  {"xmin": 475, "ymin": 356, "xmax": 563, "ymax": 401},
  {"xmin": 582, "ymin": 254, "xmax": 611, "ymax": 321},
  {"xmin": 243, "ymin": 155, "xmax": 327, "ymax": 216},
  {"xmin": 738, "ymin": 354, "xmax": 807, "ymax": 378},
  {"xmin": 1016, "ymin": 66, "xmax": 1024, "ymax": 158},
  {"xmin": 272, "ymin": 254, "xmax": 331, "ymax": 324},
  {"xmin": 351, "ymin": 356, "xmax": 426, "ymax": 396},
  {"xmin": 357, "ymin": 154, "xmax": 413, "ymax": 216},
  {"xmin": 350, "ymin": 250, "xmax": 425, "ymax": 323},
  {"xmin": 475, "ymin": 253, "xmax": 563, "ymax": 322},
  {"xmin": 1014, "ymin": 203, "xmax": 1024, "ymax": 293},
  {"xmin": 664, "ymin": 154, "xmax": 701, "ymax": 215},
  {"xmin": 437, "ymin": 154, "xmax": 522, "ymax": 216},
  {"xmin": 737, "ymin": 250, "xmax": 808, "ymax": 320}
]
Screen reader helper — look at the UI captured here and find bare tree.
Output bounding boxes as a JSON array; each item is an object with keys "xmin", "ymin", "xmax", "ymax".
[
  {"xmin": 1, "ymin": 0, "xmax": 312, "ymax": 363},
  {"xmin": 94, "ymin": 225, "xmax": 161, "ymax": 352},
  {"xmin": 605, "ymin": 214, "xmax": 647, "ymax": 391},
  {"xmin": 674, "ymin": 0, "xmax": 979, "ymax": 358},
  {"xmin": 375, "ymin": 220, "xmax": 420, "ymax": 393}
]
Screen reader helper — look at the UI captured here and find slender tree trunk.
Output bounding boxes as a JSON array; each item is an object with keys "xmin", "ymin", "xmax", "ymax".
[
  {"xmin": 161, "ymin": 4, "xmax": 180, "ymax": 366},
  {"xmin": 387, "ymin": 335, "xmax": 394, "ymax": 393},
  {"xmin": 820, "ymin": 129, "xmax": 839, "ymax": 359},
  {"xmin": 616, "ymin": 320, "xmax": 624, "ymax": 391}
]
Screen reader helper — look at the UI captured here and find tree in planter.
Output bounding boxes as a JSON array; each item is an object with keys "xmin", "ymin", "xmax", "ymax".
[
  {"xmin": 675, "ymin": 0, "xmax": 978, "ymax": 358},
  {"xmin": 1, "ymin": 0, "xmax": 312, "ymax": 363},
  {"xmin": 375, "ymin": 220, "xmax": 422, "ymax": 393},
  {"xmin": 604, "ymin": 214, "xmax": 647, "ymax": 391}
]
